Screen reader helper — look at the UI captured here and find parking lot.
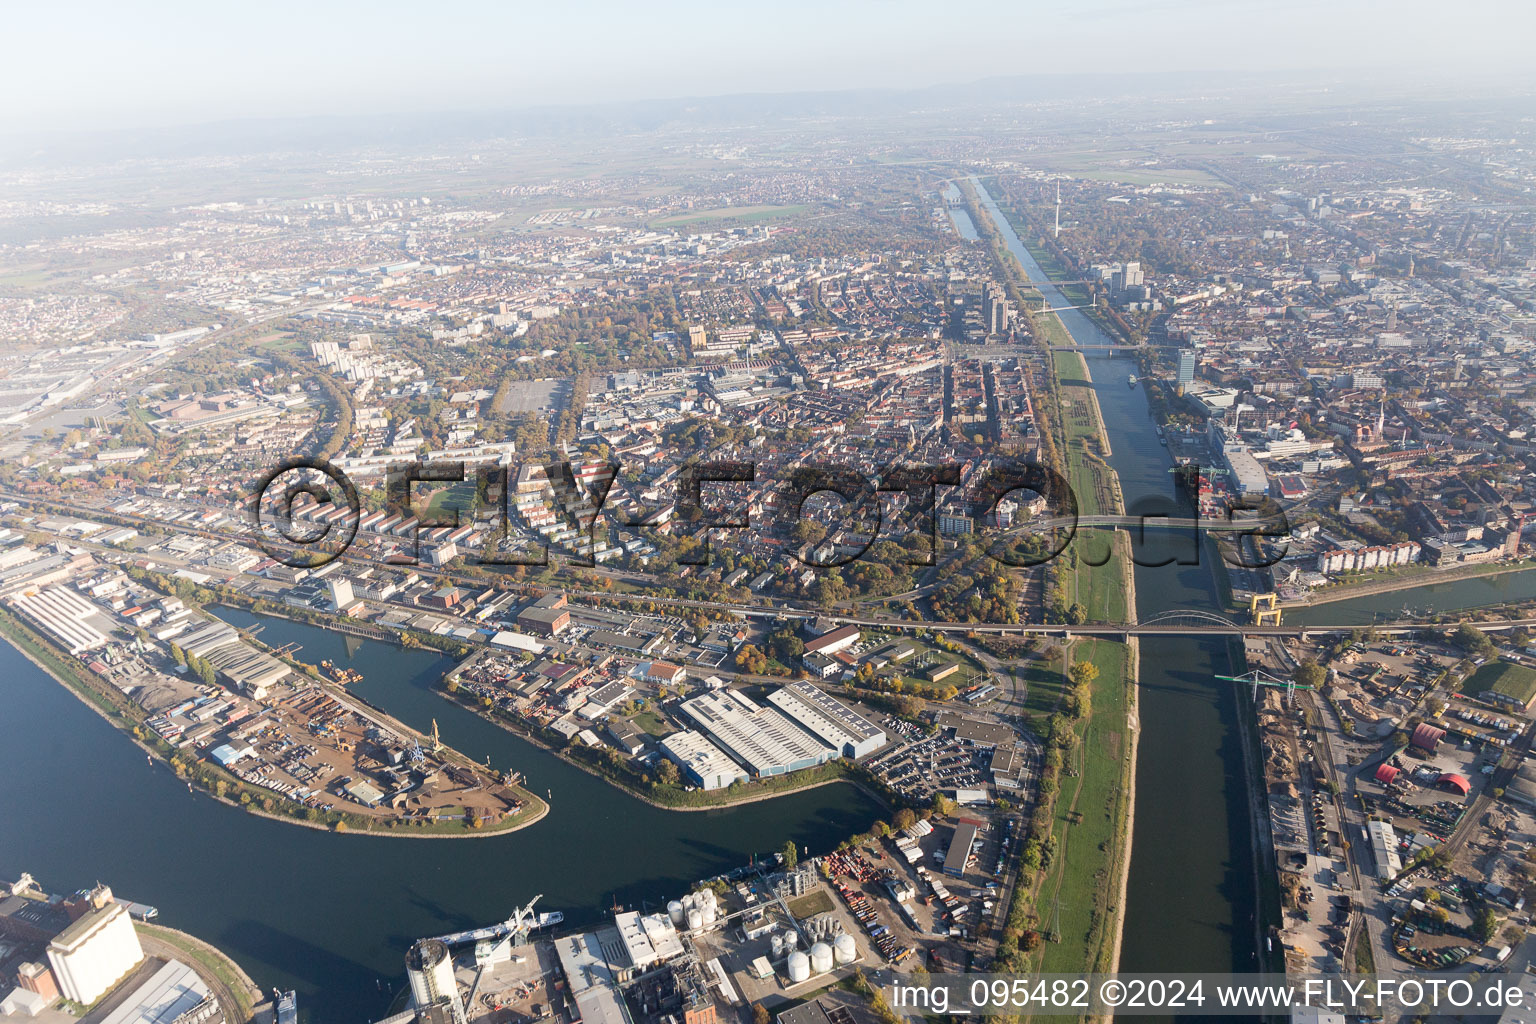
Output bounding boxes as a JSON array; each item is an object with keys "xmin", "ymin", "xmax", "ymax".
[{"xmin": 864, "ymin": 730, "xmax": 992, "ymax": 801}]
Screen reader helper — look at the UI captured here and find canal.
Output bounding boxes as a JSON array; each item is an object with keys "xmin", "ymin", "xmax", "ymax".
[
  {"xmin": 969, "ymin": 178, "xmax": 1261, "ymax": 974},
  {"xmin": 0, "ymin": 612, "xmax": 883, "ymax": 1022}
]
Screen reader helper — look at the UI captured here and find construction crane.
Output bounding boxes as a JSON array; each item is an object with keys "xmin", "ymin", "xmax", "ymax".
[{"xmin": 426, "ymin": 894, "xmax": 545, "ymax": 948}]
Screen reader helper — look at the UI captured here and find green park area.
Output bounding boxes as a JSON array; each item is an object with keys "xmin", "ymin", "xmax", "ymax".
[
  {"xmin": 1467, "ymin": 660, "xmax": 1536, "ymax": 707},
  {"xmin": 419, "ymin": 479, "xmax": 479, "ymax": 522}
]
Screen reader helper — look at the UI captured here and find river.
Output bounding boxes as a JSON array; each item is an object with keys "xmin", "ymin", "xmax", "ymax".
[
  {"xmin": 0, "ymin": 611, "xmax": 882, "ymax": 1022},
  {"xmin": 969, "ymin": 178, "xmax": 1263, "ymax": 976},
  {"xmin": 1285, "ymin": 567, "xmax": 1536, "ymax": 626}
]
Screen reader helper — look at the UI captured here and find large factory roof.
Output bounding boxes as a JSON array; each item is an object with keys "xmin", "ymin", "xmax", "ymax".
[
  {"xmin": 767, "ymin": 680, "xmax": 885, "ymax": 755},
  {"xmin": 943, "ymin": 822, "xmax": 979, "ymax": 877},
  {"xmin": 1366, "ymin": 819, "xmax": 1402, "ymax": 880},
  {"xmin": 935, "ymin": 711, "xmax": 1015, "ymax": 749},
  {"xmin": 555, "ymin": 931, "xmax": 617, "ymax": 996},
  {"xmin": 8, "ymin": 585, "xmax": 110, "ymax": 654},
  {"xmin": 174, "ymin": 619, "xmax": 290, "ymax": 693},
  {"xmin": 615, "ymin": 911, "xmax": 684, "ymax": 971},
  {"xmin": 555, "ymin": 929, "xmax": 634, "ymax": 1024},
  {"xmin": 659, "ymin": 731, "xmax": 746, "ymax": 790},
  {"xmin": 97, "ymin": 959, "xmax": 211, "ymax": 1024},
  {"xmin": 681, "ymin": 689, "xmax": 834, "ymax": 777}
]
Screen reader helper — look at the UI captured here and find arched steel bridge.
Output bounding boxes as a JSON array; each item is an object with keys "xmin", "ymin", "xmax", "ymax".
[{"xmin": 1138, "ymin": 609, "xmax": 1243, "ymax": 629}]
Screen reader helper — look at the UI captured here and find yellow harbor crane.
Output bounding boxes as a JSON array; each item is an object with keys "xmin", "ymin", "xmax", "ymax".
[{"xmin": 1249, "ymin": 593, "xmax": 1282, "ymax": 626}]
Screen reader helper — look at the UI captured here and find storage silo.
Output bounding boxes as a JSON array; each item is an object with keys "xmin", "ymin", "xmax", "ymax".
[
  {"xmin": 701, "ymin": 903, "xmax": 717, "ymax": 928},
  {"xmin": 668, "ymin": 900, "xmax": 686, "ymax": 926},
  {"xmin": 771, "ymin": 933, "xmax": 784, "ymax": 957},
  {"xmin": 833, "ymin": 934, "xmax": 856, "ymax": 965},
  {"xmin": 810, "ymin": 942, "xmax": 834, "ymax": 975},
  {"xmin": 787, "ymin": 951, "xmax": 811, "ymax": 984},
  {"xmin": 687, "ymin": 908, "xmax": 703, "ymax": 931},
  {"xmin": 405, "ymin": 939, "xmax": 460, "ymax": 1018},
  {"xmin": 783, "ymin": 931, "xmax": 797, "ymax": 950}
]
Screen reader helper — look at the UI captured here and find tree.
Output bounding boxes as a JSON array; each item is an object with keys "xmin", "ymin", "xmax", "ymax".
[
  {"xmin": 931, "ymin": 793, "xmax": 955, "ymax": 818},
  {"xmin": 735, "ymin": 645, "xmax": 768, "ymax": 675},
  {"xmin": 1068, "ymin": 661, "xmax": 1099, "ymax": 689},
  {"xmin": 892, "ymin": 807, "xmax": 917, "ymax": 832},
  {"xmin": 1474, "ymin": 906, "xmax": 1499, "ymax": 943},
  {"xmin": 780, "ymin": 840, "xmax": 798, "ymax": 870},
  {"xmin": 656, "ymin": 759, "xmax": 680, "ymax": 787},
  {"xmin": 753, "ymin": 1005, "xmax": 771, "ymax": 1024},
  {"xmin": 1293, "ymin": 660, "xmax": 1326, "ymax": 691},
  {"xmin": 1455, "ymin": 623, "xmax": 1494, "ymax": 655}
]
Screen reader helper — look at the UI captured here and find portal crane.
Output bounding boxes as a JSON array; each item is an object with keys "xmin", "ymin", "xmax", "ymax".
[{"xmin": 427, "ymin": 894, "xmax": 543, "ymax": 948}]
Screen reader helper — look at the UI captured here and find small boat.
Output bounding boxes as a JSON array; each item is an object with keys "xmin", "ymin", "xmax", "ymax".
[
  {"xmin": 1127, "ymin": 374, "xmax": 1138, "ymax": 388},
  {"xmin": 535, "ymin": 911, "xmax": 564, "ymax": 928},
  {"xmin": 187, "ymin": 782, "xmax": 194, "ymax": 794}
]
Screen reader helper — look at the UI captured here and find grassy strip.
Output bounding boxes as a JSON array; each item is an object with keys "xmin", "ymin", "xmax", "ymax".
[
  {"xmin": 136, "ymin": 923, "xmax": 256, "ymax": 1019},
  {"xmin": 1053, "ymin": 351, "xmax": 1129, "ymax": 625},
  {"xmin": 1034, "ymin": 639, "xmax": 1133, "ymax": 975}
]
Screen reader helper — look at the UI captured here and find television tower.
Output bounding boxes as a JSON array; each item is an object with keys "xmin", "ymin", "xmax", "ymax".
[{"xmin": 1053, "ymin": 181, "xmax": 1061, "ymax": 238}]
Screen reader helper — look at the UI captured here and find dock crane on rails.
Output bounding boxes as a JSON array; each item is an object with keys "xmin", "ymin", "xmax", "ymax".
[
  {"xmin": 1215, "ymin": 668, "xmax": 1315, "ymax": 706},
  {"xmin": 424, "ymin": 895, "xmax": 563, "ymax": 948}
]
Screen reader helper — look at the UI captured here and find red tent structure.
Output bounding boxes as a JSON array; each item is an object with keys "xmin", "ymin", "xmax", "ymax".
[
  {"xmin": 1437, "ymin": 773, "xmax": 1471, "ymax": 796},
  {"xmin": 1410, "ymin": 723, "xmax": 1446, "ymax": 751}
]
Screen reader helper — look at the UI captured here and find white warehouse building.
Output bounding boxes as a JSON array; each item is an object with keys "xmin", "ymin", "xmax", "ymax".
[
  {"xmin": 658, "ymin": 730, "xmax": 748, "ymax": 791},
  {"xmin": 767, "ymin": 680, "xmax": 887, "ymax": 758},
  {"xmin": 679, "ymin": 689, "xmax": 834, "ymax": 777}
]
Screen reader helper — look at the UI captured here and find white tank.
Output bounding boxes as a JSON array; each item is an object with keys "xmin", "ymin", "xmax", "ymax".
[
  {"xmin": 787, "ymin": 950, "xmax": 810, "ymax": 984},
  {"xmin": 687, "ymin": 908, "xmax": 703, "ymax": 931},
  {"xmin": 667, "ymin": 900, "xmax": 686, "ymax": 926},
  {"xmin": 810, "ymin": 942, "xmax": 834, "ymax": 975},
  {"xmin": 833, "ymin": 934, "xmax": 856, "ymax": 965},
  {"xmin": 701, "ymin": 904, "xmax": 717, "ymax": 927},
  {"xmin": 405, "ymin": 939, "xmax": 458, "ymax": 1013},
  {"xmin": 770, "ymin": 933, "xmax": 784, "ymax": 956},
  {"xmin": 783, "ymin": 931, "xmax": 797, "ymax": 950}
]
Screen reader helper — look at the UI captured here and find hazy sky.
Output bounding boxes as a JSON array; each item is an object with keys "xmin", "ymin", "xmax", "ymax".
[{"xmin": 7, "ymin": 0, "xmax": 1534, "ymax": 132}]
